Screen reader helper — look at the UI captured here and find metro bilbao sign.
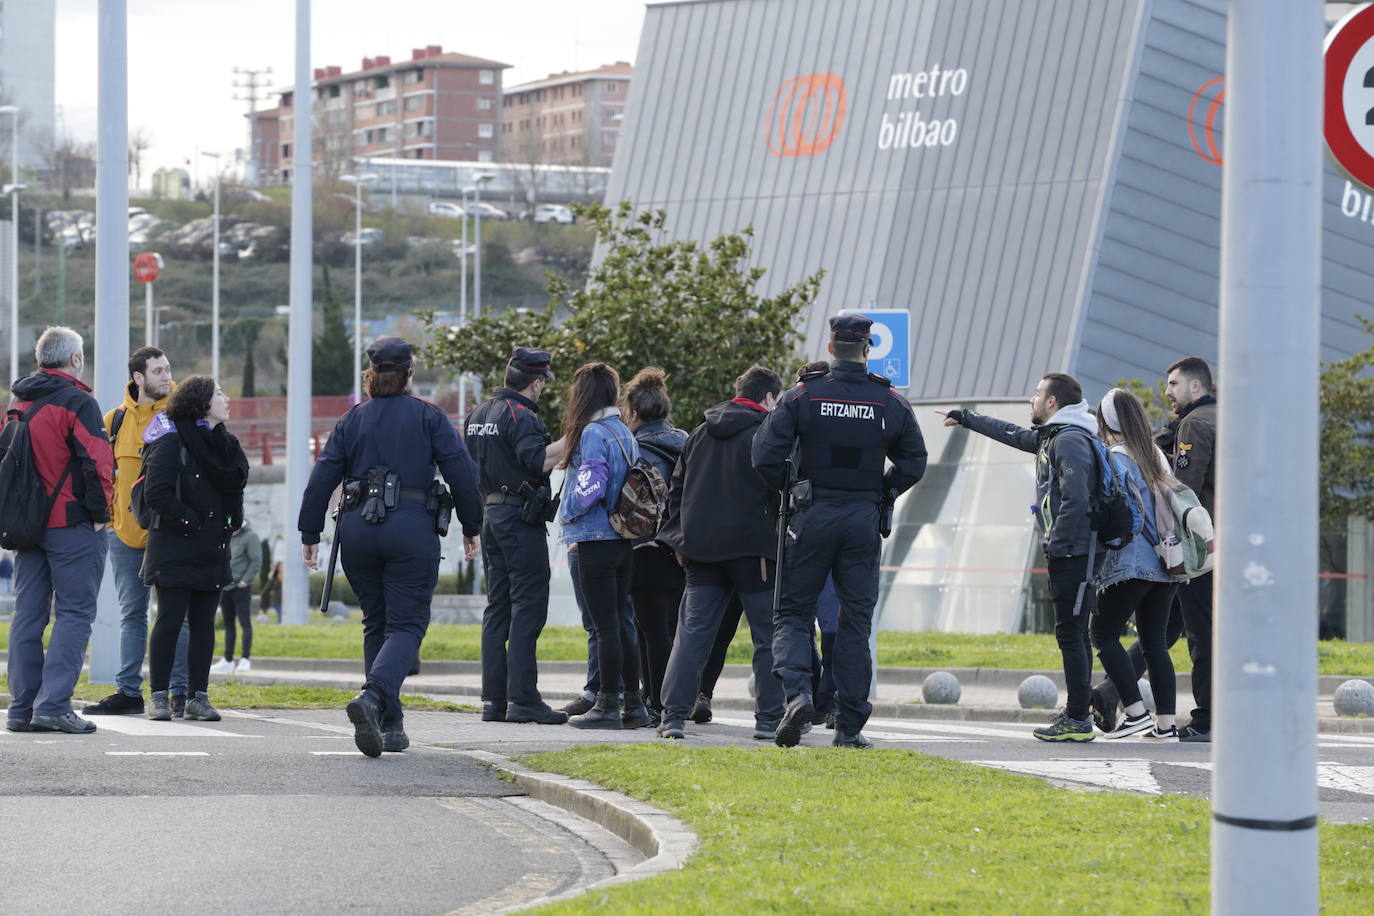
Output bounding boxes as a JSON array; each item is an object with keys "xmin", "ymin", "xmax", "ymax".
[{"xmin": 766, "ymin": 65, "xmax": 971, "ymax": 158}]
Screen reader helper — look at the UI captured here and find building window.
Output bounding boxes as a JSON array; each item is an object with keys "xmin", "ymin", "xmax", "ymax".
[
  {"xmin": 377, "ymin": 100, "xmax": 397, "ymax": 116},
  {"xmin": 478, "ymin": 150, "xmax": 494, "ymax": 163},
  {"xmin": 375, "ymin": 75, "xmax": 390, "ymax": 89},
  {"xmin": 282, "ymin": 143, "xmax": 291, "ymax": 158},
  {"xmin": 478, "ymin": 97, "xmax": 494, "ymax": 111},
  {"xmin": 405, "ymin": 68, "xmax": 423, "ymax": 84},
  {"xmin": 607, "ymin": 82, "xmax": 619, "ymax": 94},
  {"xmin": 404, "ymin": 96, "xmax": 424, "ymax": 112},
  {"xmin": 479, "ymin": 69, "xmax": 494, "ymax": 86},
  {"xmin": 478, "ymin": 123, "xmax": 494, "ymax": 139},
  {"xmin": 411, "ymin": 120, "xmax": 433, "ymax": 137},
  {"xmin": 328, "ymin": 84, "xmax": 341, "ymax": 99}
]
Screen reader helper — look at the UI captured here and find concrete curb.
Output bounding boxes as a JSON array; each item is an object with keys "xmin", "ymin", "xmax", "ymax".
[{"xmin": 459, "ymin": 749, "xmax": 698, "ymax": 907}]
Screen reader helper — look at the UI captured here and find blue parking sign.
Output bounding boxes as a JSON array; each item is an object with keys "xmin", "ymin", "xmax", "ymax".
[{"xmin": 839, "ymin": 309, "xmax": 910, "ymax": 388}]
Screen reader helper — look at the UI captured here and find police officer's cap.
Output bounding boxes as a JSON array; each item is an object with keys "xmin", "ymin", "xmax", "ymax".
[
  {"xmin": 510, "ymin": 346, "xmax": 555, "ymax": 380},
  {"xmin": 829, "ymin": 314, "xmax": 874, "ymax": 345},
  {"xmin": 367, "ymin": 336, "xmax": 413, "ymax": 373}
]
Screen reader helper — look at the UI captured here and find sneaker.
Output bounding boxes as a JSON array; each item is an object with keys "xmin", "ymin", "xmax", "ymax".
[
  {"xmin": 689, "ymin": 693, "xmax": 713, "ymax": 724},
  {"xmin": 657, "ymin": 719, "xmax": 685, "ymax": 740},
  {"xmin": 209, "ymin": 658, "xmax": 236, "ymax": 675},
  {"xmin": 824, "ymin": 710, "xmax": 836, "ymax": 730},
  {"xmin": 31, "ymin": 712, "xmax": 97, "ymax": 734},
  {"xmin": 832, "ymin": 730, "xmax": 874, "ymax": 749},
  {"xmin": 1033, "ymin": 712, "xmax": 1095, "ymax": 742},
  {"xmin": 482, "ymin": 701, "xmax": 507, "ymax": 722},
  {"xmin": 1091, "ymin": 682, "xmax": 1120, "ymax": 734},
  {"xmin": 235, "ymin": 658, "xmax": 252, "ymax": 674},
  {"xmin": 184, "ymin": 692, "xmax": 221, "ymax": 722},
  {"xmin": 148, "ymin": 691, "xmax": 172, "ymax": 721},
  {"xmin": 83, "ymin": 692, "xmax": 145, "ymax": 716},
  {"xmin": 811, "ymin": 707, "xmax": 830, "ymax": 726},
  {"xmin": 753, "ymin": 721, "xmax": 778, "ymax": 741},
  {"xmin": 1104, "ymin": 711, "xmax": 1154, "ymax": 739},
  {"xmin": 6, "ymin": 718, "xmax": 32, "ymax": 732},
  {"xmin": 562, "ymin": 696, "xmax": 594, "ymax": 717},
  {"xmin": 171, "ymin": 693, "xmax": 187, "ymax": 718},
  {"xmin": 1178, "ymin": 724, "xmax": 1211, "ymax": 743},
  {"xmin": 1141, "ymin": 725, "xmax": 1179, "ymax": 742}
]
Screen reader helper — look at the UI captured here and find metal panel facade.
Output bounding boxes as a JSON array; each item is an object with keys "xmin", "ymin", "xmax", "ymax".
[{"xmin": 608, "ymin": 0, "xmax": 1145, "ymax": 401}]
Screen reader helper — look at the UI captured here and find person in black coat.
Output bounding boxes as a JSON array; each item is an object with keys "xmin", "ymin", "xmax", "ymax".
[{"xmin": 140, "ymin": 376, "xmax": 249, "ymax": 722}]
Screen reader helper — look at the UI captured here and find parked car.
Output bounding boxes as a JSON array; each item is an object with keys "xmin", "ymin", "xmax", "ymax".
[
  {"xmin": 463, "ymin": 202, "xmax": 510, "ymax": 221},
  {"xmin": 530, "ymin": 204, "xmax": 574, "ymax": 225},
  {"xmin": 341, "ymin": 227, "xmax": 383, "ymax": 246},
  {"xmin": 428, "ymin": 200, "xmax": 464, "ymax": 219}
]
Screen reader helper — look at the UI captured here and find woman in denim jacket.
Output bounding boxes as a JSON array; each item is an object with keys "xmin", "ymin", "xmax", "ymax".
[
  {"xmin": 1090, "ymin": 388, "xmax": 1186, "ymax": 741},
  {"xmin": 559, "ymin": 363, "xmax": 648, "ymax": 729}
]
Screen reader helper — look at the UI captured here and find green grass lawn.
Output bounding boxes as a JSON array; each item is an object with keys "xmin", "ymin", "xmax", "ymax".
[
  {"xmin": 521, "ymin": 745, "xmax": 1374, "ymax": 915},
  {"xmin": 4, "ymin": 620, "xmax": 1374, "ymax": 674},
  {"xmin": 0, "ymin": 674, "xmax": 475, "ymax": 712}
]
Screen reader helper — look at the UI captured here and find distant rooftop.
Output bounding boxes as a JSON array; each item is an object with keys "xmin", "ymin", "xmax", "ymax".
[{"xmin": 504, "ymin": 61, "xmax": 633, "ymax": 94}]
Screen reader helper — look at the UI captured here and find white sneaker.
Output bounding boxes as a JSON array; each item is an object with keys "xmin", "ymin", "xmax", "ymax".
[
  {"xmin": 209, "ymin": 658, "xmax": 236, "ymax": 675},
  {"xmin": 235, "ymin": 658, "xmax": 253, "ymax": 674},
  {"xmin": 1141, "ymin": 725, "xmax": 1179, "ymax": 743},
  {"xmin": 1104, "ymin": 711, "xmax": 1154, "ymax": 739}
]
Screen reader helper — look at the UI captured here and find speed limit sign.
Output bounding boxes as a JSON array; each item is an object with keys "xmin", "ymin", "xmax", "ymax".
[{"xmin": 1325, "ymin": 3, "xmax": 1374, "ymax": 190}]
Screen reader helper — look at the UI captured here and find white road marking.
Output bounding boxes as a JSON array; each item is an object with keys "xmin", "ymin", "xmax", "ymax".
[
  {"xmin": 710, "ymin": 715, "xmax": 983, "ymax": 743},
  {"xmin": 310, "ymin": 750, "xmax": 365, "ymax": 756},
  {"xmin": 73, "ymin": 717, "xmax": 254, "ymax": 738},
  {"xmin": 105, "ymin": 751, "xmax": 211, "ymax": 757},
  {"xmin": 974, "ymin": 758, "xmax": 1163, "ymax": 795},
  {"xmin": 1319, "ymin": 764, "xmax": 1374, "ymax": 797}
]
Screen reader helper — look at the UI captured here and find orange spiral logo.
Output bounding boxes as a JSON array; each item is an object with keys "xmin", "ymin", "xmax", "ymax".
[
  {"xmin": 766, "ymin": 74, "xmax": 848, "ymax": 158},
  {"xmin": 1188, "ymin": 77, "xmax": 1226, "ymax": 167}
]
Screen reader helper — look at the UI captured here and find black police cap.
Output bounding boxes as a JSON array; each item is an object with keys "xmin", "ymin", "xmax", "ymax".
[
  {"xmin": 367, "ymin": 336, "xmax": 413, "ymax": 373},
  {"xmin": 829, "ymin": 314, "xmax": 874, "ymax": 344},
  {"xmin": 510, "ymin": 346, "xmax": 555, "ymax": 380}
]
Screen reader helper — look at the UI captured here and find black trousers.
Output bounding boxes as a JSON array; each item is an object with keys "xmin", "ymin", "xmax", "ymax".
[
  {"xmin": 1177, "ymin": 572, "xmax": 1213, "ymax": 730},
  {"xmin": 575, "ymin": 539, "xmax": 638, "ymax": 698},
  {"xmin": 1047, "ymin": 554, "xmax": 1099, "ymax": 722},
  {"xmin": 339, "ymin": 507, "xmax": 439, "ymax": 724},
  {"xmin": 150, "ymin": 586, "xmax": 219, "ymax": 695},
  {"xmin": 1092, "ymin": 579, "xmax": 1179, "ymax": 715},
  {"xmin": 698, "ymin": 592, "xmax": 744, "ymax": 698},
  {"xmin": 219, "ymin": 585, "xmax": 253, "ymax": 660},
  {"xmin": 773, "ymin": 500, "xmax": 880, "ymax": 734},
  {"xmin": 629, "ymin": 544, "xmax": 684, "ymax": 712},
  {"xmin": 479, "ymin": 505, "xmax": 551, "ymax": 705}
]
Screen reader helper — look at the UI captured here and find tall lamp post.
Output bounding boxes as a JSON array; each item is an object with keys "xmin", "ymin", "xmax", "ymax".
[
  {"xmin": 1, "ymin": 104, "xmax": 20, "ymax": 385},
  {"xmin": 470, "ymin": 173, "xmax": 494, "ymax": 407},
  {"xmin": 340, "ymin": 172, "xmax": 377, "ymax": 404},
  {"xmin": 201, "ymin": 151, "xmax": 222, "ymax": 380}
]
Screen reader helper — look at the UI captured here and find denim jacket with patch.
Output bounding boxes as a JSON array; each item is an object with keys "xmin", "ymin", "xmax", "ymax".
[{"xmin": 559, "ymin": 415, "xmax": 637, "ymax": 544}]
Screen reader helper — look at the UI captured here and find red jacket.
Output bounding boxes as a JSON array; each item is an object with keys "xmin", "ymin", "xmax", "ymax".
[{"xmin": 6, "ymin": 370, "xmax": 114, "ymax": 528}]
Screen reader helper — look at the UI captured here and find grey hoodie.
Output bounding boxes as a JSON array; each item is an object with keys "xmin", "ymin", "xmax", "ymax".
[{"xmin": 958, "ymin": 400, "xmax": 1100, "ymax": 559}]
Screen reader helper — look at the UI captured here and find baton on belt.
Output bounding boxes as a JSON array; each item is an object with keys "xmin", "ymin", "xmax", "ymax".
[
  {"xmin": 318, "ymin": 505, "xmax": 343, "ymax": 614},
  {"xmin": 771, "ymin": 456, "xmax": 795, "ymax": 616}
]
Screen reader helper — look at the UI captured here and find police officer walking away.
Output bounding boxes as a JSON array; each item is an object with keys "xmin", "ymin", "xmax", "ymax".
[
  {"xmin": 753, "ymin": 315, "xmax": 927, "ymax": 748},
  {"xmin": 300, "ymin": 337, "xmax": 483, "ymax": 757},
  {"xmin": 464, "ymin": 347, "xmax": 568, "ymax": 725}
]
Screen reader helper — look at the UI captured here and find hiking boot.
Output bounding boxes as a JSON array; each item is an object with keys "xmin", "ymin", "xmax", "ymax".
[
  {"xmin": 148, "ymin": 690, "xmax": 172, "ymax": 721},
  {"xmin": 1033, "ymin": 712, "xmax": 1095, "ymax": 742},
  {"xmin": 83, "ymin": 692, "xmax": 145, "ymax": 716},
  {"xmin": 1091, "ymin": 682, "xmax": 1120, "ymax": 734},
  {"xmin": 382, "ymin": 724, "xmax": 410, "ymax": 752},
  {"xmin": 811, "ymin": 707, "xmax": 830, "ymax": 726},
  {"xmin": 1103, "ymin": 711, "xmax": 1153, "ymax": 739},
  {"xmin": 171, "ymin": 693, "xmax": 187, "ymax": 718},
  {"xmin": 1178, "ymin": 724, "xmax": 1211, "ymax": 743},
  {"xmin": 752, "ymin": 721, "xmax": 779, "ymax": 741},
  {"xmin": 824, "ymin": 710, "xmax": 836, "ymax": 730},
  {"xmin": 832, "ymin": 730, "xmax": 874, "ymax": 749},
  {"xmin": 658, "ymin": 719, "xmax": 685, "ymax": 740},
  {"xmin": 568, "ymin": 693, "xmax": 622, "ymax": 730},
  {"xmin": 5, "ymin": 718, "xmax": 32, "ymax": 732},
  {"xmin": 507, "ymin": 701, "xmax": 569, "ymax": 725},
  {"xmin": 209, "ymin": 657, "xmax": 236, "ymax": 675},
  {"xmin": 1142, "ymin": 725, "xmax": 1179, "ymax": 743},
  {"xmin": 562, "ymin": 695, "xmax": 595, "ymax": 717},
  {"xmin": 621, "ymin": 691, "xmax": 653, "ymax": 729},
  {"xmin": 346, "ymin": 689, "xmax": 385, "ymax": 758},
  {"xmin": 184, "ymin": 692, "xmax": 221, "ymax": 722},
  {"xmin": 774, "ymin": 694, "xmax": 814, "ymax": 748},
  {"xmin": 689, "ymin": 693, "xmax": 713, "ymax": 724},
  {"xmin": 31, "ymin": 712, "xmax": 97, "ymax": 734},
  {"xmin": 482, "ymin": 701, "xmax": 507, "ymax": 722}
]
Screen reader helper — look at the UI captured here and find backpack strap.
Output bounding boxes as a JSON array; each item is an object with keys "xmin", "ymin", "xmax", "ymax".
[{"xmin": 109, "ymin": 407, "xmax": 127, "ymax": 444}]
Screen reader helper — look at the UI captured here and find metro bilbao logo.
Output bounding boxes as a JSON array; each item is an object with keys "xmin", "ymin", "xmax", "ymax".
[{"xmin": 766, "ymin": 73, "xmax": 848, "ymax": 157}]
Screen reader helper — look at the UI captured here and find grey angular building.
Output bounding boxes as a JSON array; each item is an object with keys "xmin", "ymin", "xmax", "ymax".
[{"xmin": 606, "ymin": 0, "xmax": 1374, "ymax": 632}]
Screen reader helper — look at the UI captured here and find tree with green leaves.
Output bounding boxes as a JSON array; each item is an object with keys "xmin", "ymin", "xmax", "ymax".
[
  {"xmin": 1319, "ymin": 316, "xmax": 1374, "ymax": 529},
  {"xmin": 313, "ymin": 263, "xmax": 355, "ymax": 396},
  {"xmin": 420, "ymin": 202, "xmax": 825, "ymax": 431},
  {"xmin": 1113, "ymin": 376, "xmax": 1173, "ymax": 429}
]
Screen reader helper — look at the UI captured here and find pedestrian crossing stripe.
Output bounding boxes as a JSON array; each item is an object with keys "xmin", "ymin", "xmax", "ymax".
[{"xmin": 974, "ymin": 759, "xmax": 1162, "ymax": 795}]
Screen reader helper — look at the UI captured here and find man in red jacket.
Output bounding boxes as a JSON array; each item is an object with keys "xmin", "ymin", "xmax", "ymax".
[{"xmin": 3, "ymin": 327, "xmax": 114, "ymax": 735}]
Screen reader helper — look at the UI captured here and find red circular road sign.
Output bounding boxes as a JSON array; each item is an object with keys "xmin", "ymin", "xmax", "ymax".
[
  {"xmin": 1325, "ymin": 3, "xmax": 1374, "ymax": 190},
  {"xmin": 133, "ymin": 252, "xmax": 163, "ymax": 283}
]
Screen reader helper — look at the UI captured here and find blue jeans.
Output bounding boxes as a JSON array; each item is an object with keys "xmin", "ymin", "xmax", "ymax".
[
  {"xmin": 568, "ymin": 544, "xmax": 636, "ymax": 699},
  {"xmin": 7, "ymin": 525, "xmax": 107, "ymax": 719},
  {"xmin": 0, "ymin": 575, "xmax": 12, "ymax": 597},
  {"xmin": 109, "ymin": 532, "xmax": 188, "ymax": 697}
]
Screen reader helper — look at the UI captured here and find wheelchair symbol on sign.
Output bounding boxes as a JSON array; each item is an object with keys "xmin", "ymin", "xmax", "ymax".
[{"xmin": 883, "ymin": 360, "xmax": 901, "ymax": 378}]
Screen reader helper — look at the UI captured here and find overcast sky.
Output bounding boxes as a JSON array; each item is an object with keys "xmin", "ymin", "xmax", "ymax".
[{"xmin": 56, "ymin": 0, "xmax": 649, "ymax": 180}]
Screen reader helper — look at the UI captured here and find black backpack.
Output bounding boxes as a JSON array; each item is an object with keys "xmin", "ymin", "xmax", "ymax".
[
  {"xmin": 0, "ymin": 394, "xmax": 76, "ymax": 550},
  {"xmin": 130, "ymin": 444, "xmax": 186, "ymax": 532}
]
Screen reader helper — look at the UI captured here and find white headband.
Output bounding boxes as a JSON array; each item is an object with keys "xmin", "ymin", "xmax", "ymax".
[{"xmin": 1100, "ymin": 388, "xmax": 1126, "ymax": 433}]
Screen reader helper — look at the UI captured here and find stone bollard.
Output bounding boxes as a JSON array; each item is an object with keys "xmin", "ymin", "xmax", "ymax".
[
  {"xmin": 1333, "ymin": 679, "xmax": 1374, "ymax": 717},
  {"xmin": 325, "ymin": 600, "xmax": 350, "ymax": 619},
  {"xmin": 922, "ymin": 671, "xmax": 961, "ymax": 704},
  {"xmin": 1017, "ymin": 675, "xmax": 1057, "ymax": 709}
]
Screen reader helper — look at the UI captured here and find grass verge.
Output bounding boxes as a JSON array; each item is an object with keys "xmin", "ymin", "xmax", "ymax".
[
  {"xmin": 0, "ymin": 674, "xmax": 475, "ymax": 712},
  {"xmin": 521, "ymin": 745, "xmax": 1374, "ymax": 914},
  {"xmin": 4, "ymin": 621, "xmax": 1374, "ymax": 675}
]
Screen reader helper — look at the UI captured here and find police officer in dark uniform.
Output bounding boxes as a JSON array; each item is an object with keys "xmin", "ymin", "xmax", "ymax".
[
  {"xmin": 300, "ymin": 337, "xmax": 483, "ymax": 757},
  {"xmin": 752, "ymin": 315, "xmax": 927, "ymax": 748},
  {"xmin": 463, "ymin": 347, "xmax": 568, "ymax": 725}
]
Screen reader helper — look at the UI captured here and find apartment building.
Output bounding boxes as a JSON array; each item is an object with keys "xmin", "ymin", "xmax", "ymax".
[
  {"xmin": 501, "ymin": 62, "xmax": 632, "ymax": 167},
  {"xmin": 279, "ymin": 45, "xmax": 510, "ymax": 181}
]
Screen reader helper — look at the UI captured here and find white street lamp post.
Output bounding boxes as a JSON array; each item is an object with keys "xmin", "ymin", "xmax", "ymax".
[
  {"xmin": 1, "ymin": 104, "xmax": 19, "ymax": 386},
  {"xmin": 201, "ymin": 151, "xmax": 222, "ymax": 380},
  {"xmin": 340, "ymin": 172, "xmax": 377, "ymax": 404}
]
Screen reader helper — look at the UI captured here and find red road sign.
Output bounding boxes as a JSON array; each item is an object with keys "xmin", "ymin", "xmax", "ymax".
[
  {"xmin": 1325, "ymin": 3, "xmax": 1374, "ymax": 190},
  {"xmin": 133, "ymin": 252, "xmax": 163, "ymax": 283}
]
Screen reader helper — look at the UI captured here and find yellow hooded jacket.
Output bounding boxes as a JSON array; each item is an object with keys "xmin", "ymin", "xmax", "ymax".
[{"xmin": 103, "ymin": 381, "xmax": 174, "ymax": 550}]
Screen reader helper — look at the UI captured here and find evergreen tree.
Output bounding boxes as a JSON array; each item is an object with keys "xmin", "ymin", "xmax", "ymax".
[{"xmin": 313, "ymin": 262, "xmax": 355, "ymax": 396}]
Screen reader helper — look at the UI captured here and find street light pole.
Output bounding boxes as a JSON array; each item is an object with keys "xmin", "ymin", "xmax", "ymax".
[
  {"xmin": 201, "ymin": 151, "xmax": 221, "ymax": 380},
  {"xmin": 1, "ymin": 104, "xmax": 19, "ymax": 386},
  {"xmin": 458, "ymin": 187, "xmax": 470, "ymax": 415},
  {"xmin": 471, "ymin": 174, "xmax": 493, "ymax": 406},
  {"xmin": 340, "ymin": 172, "xmax": 376, "ymax": 404}
]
